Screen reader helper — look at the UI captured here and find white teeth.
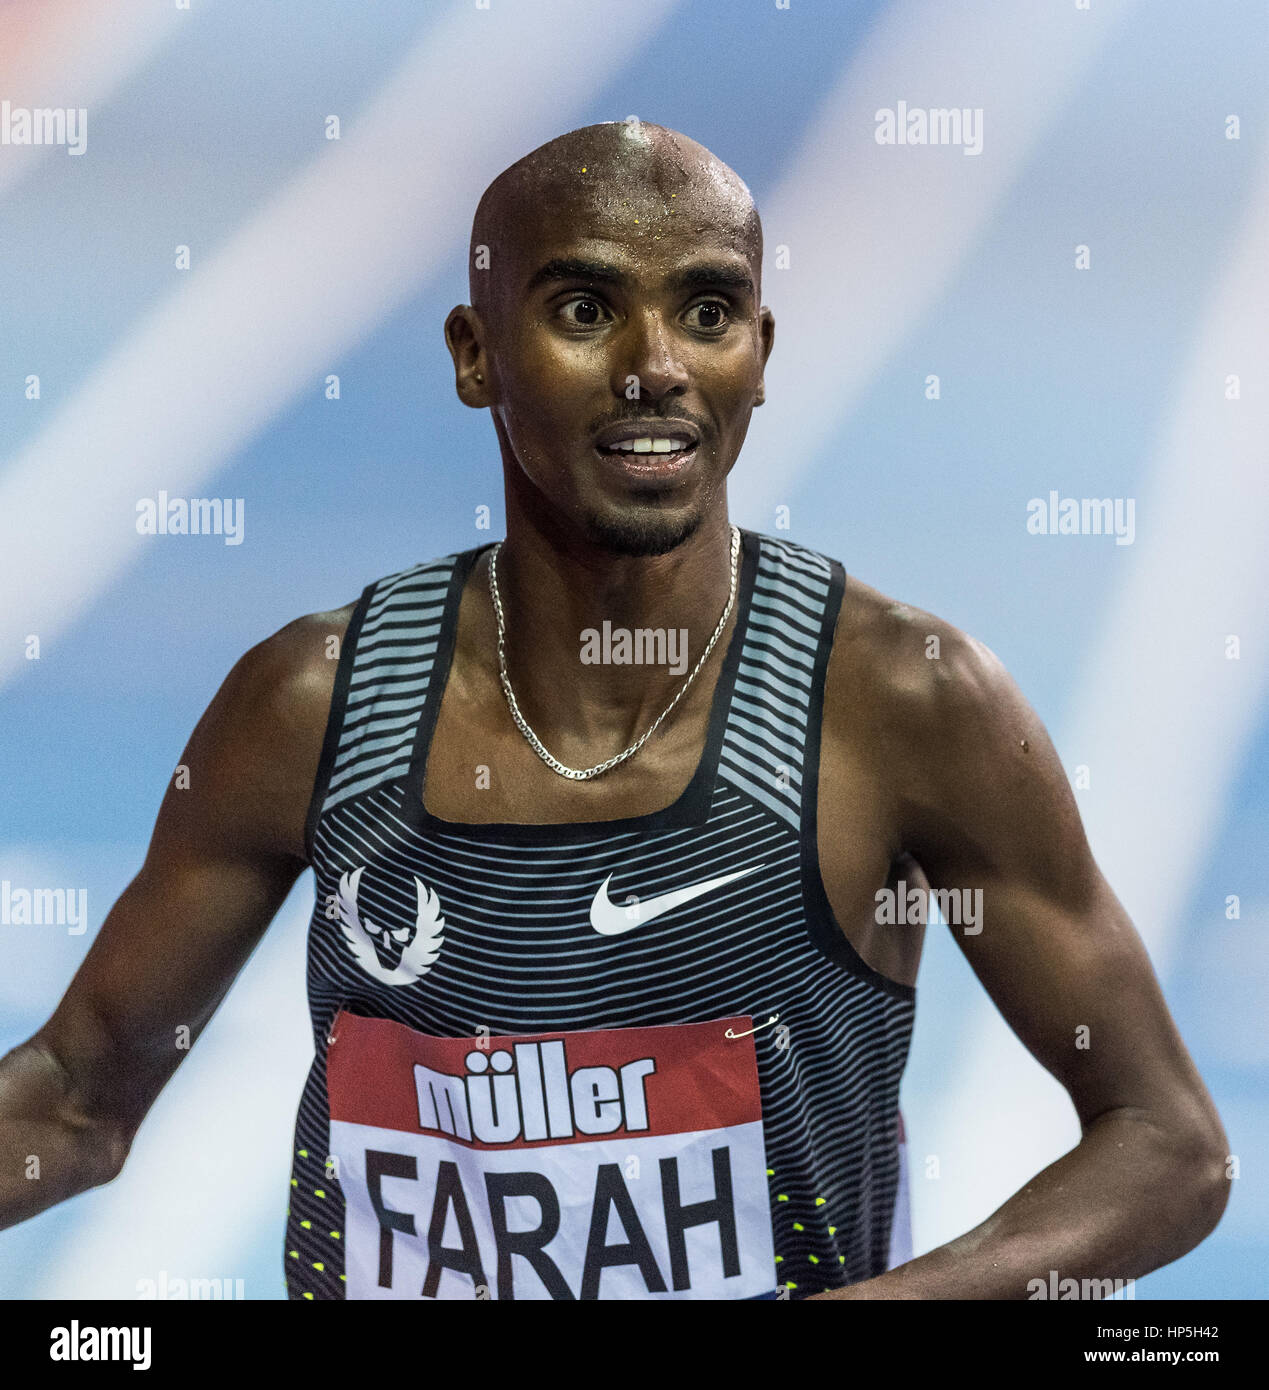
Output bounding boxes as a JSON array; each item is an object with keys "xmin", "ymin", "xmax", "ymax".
[{"xmin": 606, "ymin": 436, "xmax": 691, "ymax": 454}]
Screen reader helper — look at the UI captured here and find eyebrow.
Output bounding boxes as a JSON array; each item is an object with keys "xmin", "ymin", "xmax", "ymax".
[
  {"xmin": 525, "ymin": 258, "xmax": 627, "ymax": 293},
  {"xmin": 667, "ymin": 264, "xmax": 755, "ymax": 296},
  {"xmin": 524, "ymin": 257, "xmax": 755, "ymax": 297}
]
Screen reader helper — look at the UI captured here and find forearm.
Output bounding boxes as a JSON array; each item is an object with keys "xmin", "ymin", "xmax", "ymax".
[
  {"xmin": 0, "ymin": 1041, "xmax": 123, "ymax": 1232},
  {"xmin": 814, "ymin": 1108, "xmax": 1229, "ymax": 1300}
]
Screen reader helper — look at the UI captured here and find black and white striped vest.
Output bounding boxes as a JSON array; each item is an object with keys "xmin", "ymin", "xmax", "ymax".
[{"xmin": 284, "ymin": 529, "xmax": 916, "ymax": 1301}]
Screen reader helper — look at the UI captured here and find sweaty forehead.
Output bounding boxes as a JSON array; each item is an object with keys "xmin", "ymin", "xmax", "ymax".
[{"xmin": 470, "ymin": 124, "xmax": 761, "ymax": 309}]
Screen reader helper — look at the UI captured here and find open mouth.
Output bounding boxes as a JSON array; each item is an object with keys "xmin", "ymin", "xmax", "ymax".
[
  {"xmin": 594, "ymin": 439, "xmax": 699, "ymax": 490},
  {"xmin": 596, "ymin": 435, "xmax": 697, "ymax": 458},
  {"xmin": 592, "ymin": 423, "xmax": 702, "ymax": 488}
]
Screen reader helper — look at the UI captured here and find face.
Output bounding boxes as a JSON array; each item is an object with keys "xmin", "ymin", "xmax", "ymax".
[{"xmin": 448, "ymin": 168, "xmax": 774, "ymax": 556}]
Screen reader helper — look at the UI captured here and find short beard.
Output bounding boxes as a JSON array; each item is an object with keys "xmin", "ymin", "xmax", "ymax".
[{"xmin": 581, "ymin": 505, "xmax": 703, "ymax": 557}]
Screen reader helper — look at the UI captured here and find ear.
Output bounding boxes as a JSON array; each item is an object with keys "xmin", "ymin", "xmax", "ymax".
[
  {"xmin": 755, "ymin": 306, "xmax": 775, "ymax": 407},
  {"xmin": 444, "ymin": 305, "xmax": 492, "ymax": 408}
]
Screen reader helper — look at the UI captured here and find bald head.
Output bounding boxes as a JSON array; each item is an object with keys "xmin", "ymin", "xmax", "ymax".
[
  {"xmin": 468, "ymin": 122, "xmax": 762, "ymax": 324},
  {"xmin": 446, "ymin": 122, "xmax": 775, "ymax": 557}
]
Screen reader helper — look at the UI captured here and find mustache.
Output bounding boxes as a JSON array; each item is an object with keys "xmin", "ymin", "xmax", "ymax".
[{"xmin": 587, "ymin": 410, "xmax": 709, "ymax": 433}]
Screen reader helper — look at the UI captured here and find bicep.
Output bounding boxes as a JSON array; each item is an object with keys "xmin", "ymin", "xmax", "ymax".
[
  {"xmin": 900, "ymin": 638, "xmax": 1213, "ymax": 1133},
  {"xmin": 35, "ymin": 619, "xmax": 336, "ymax": 1141}
]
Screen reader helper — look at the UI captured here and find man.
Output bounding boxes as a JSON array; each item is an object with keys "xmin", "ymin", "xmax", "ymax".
[{"xmin": 0, "ymin": 122, "xmax": 1227, "ymax": 1300}]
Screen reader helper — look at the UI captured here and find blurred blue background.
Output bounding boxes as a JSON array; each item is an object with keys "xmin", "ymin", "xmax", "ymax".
[{"xmin": 1, "ymin": 0, "xmax": 1264, "ymax": 1299}]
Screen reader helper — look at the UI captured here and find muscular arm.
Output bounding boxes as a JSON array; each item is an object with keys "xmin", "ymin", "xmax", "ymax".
[
  {"xmin": 816, "ymin": 595, "xmax": 1228, "ymax": 1299},
  {"xmin": 0, "ymin": 606, "xmax": 352, "ymax": 1230}
]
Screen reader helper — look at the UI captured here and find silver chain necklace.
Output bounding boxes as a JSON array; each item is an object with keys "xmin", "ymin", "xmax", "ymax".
[{"xmin": 488, "ymin": 526, "xmax": 741, "ymax": 781}]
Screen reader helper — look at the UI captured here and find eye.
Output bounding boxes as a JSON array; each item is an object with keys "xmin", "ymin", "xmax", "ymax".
[
  {"xmin": 684, "ymin": 299, "xmax": 730, "ymax": 332},
  {"xmin": 558, "ymin": 296, "xmax": 610, "ymax": 327}
]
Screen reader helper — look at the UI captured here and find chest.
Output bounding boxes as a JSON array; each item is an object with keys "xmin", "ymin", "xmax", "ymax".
[
  {"xmin": 416, "ymin": 651, "xmax": 919, "ymax": 988},
  {"xmin": 420, "ymin": 646, "xmax": 718, "ymax": 826}
]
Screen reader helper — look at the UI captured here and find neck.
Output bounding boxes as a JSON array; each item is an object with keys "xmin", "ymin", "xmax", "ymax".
[{"xmin": 490, "ymin": 507, "xmax": 739, "ymax": 749}]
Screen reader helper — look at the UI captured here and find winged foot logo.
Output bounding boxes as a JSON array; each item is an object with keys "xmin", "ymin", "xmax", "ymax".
[{"xmin": 336, "ymin": 866, "xmax": 445, "ymax": 986}]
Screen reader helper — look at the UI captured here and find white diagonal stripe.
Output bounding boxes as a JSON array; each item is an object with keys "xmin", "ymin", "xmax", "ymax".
[
  {"xmin": 733, "ymin": 0, "xmax": 1138, "ymax": 522},
  {"xmin": 0, "ymin": 0, "xmax": 680, "ymax": 690}
]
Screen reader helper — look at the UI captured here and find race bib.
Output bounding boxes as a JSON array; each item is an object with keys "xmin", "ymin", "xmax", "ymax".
[{"xmin": 326, "ymin": 1012, "xmax": 776, "ymax": 1300}]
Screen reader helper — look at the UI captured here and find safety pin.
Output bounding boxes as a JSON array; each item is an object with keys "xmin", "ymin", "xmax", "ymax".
[{"xmin": 726, "ymin": 1013, "xmax": 780, "ymax": 1039}]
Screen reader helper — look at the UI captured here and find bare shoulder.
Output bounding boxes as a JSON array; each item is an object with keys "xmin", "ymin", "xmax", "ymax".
[
  {"xmin": 218, "ymin": 604, "xmax": 358, "ymax": 757},
  {"xmin": 156, "ymin": 602, "xmax": 359, "ymax": 868},
  {"xmin": 825, "ymin": 575, "xmax": 1031, "ymax": 752},
  {"xmin": 244, "ymin": 604, "xmax": 359, "ymax": 721},
  {"xmin": 822, "ymin": 575, "xmax": 1080, "ymax": 869}
]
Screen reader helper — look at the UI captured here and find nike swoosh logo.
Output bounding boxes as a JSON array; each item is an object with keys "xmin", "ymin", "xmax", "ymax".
[{"xmin": 590, "ymin": 864, "xmax": 765, "ymax": 937}]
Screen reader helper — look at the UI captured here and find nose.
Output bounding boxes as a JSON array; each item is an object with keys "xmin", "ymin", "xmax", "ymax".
[{"xmin": 612, "ymin": 309, "xmax": 689, "ymax": 403}]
